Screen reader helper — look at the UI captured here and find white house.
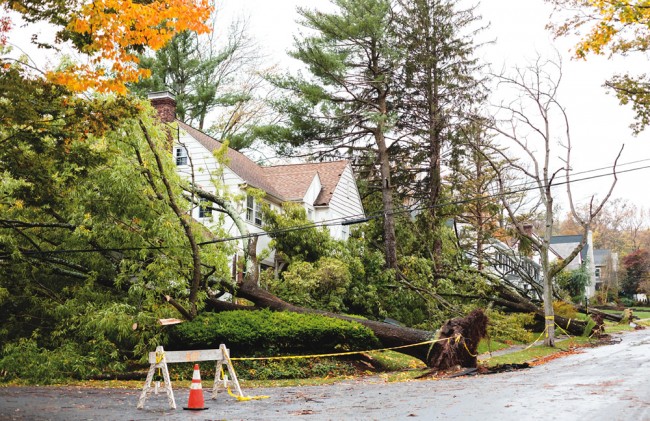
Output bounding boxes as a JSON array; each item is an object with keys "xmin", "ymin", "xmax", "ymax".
[
  {"xmin": 148, "ymin": 92, "xmax": 365, "ymax": 270},
  {"xmin": 461, "ymin": 222, "xmax": 602, "ymax": 300}
]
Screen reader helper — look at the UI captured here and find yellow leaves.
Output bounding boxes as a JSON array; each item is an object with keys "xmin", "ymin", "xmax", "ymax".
[
  {"xmin": 49, "ymin": 0, "xmax": 213, "ymax": 93},
  {"xmin": 575, "ymin": 21, "xmax": 617, "ymax": 58},
  {"xmin": 556, "ymin": 0, "xmax": 650, "ymax": 58}
]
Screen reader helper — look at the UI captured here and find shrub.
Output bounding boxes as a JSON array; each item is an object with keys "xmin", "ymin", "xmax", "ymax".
[
  {"xmin": 268, "ymin": 258, "xmax": 352, "ymax": 313},
  {"xmin": 235, "ymin": 358, "xmax": 358, "ymax": 380},
  {"xmin": 486, "ymin": 310, "xmax": 535, "ymax": 343},
  {"xmin": 553, "ymin": 301, "xmax": 578, "ymax": 319},
  {"xmin": 0, "ymin": 338, "xmax": 124, "ymax": 384},
  {"xmin": 167, "ymin": 310, "xmax": 380, "ymax": 357}
]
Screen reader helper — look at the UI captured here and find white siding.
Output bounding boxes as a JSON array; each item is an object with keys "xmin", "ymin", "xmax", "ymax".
[
  {"xmin": 174, "ymin": 130, "xmax": 275, "ymax": 265},
  {"xmin": 301, "ymin": 174, "xmax": 321, "ymax": 221},
  {"xmin": 175, "ymin": 131, "xmax": 364, "ymax": 262},
  {"xmin": 325, "ymin": 164, "xmax": 365, "ymax": 240},
  {"xmin": 302, "ymin": 174, "xmax": 322, "ymax": 205}
]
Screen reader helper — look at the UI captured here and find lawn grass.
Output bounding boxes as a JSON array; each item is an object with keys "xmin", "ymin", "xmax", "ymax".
[
  {"xmin": 477, "ymin": 338, "xmax": 512, "ymax": 354},
  {"xmin": 599, "ymin": 308, "xmax": 650, "ymax": 320},
  {"xmin": 367, "ymin": 350, "xmax": 425, "ymax": 371},
  {"xmin": 481, "ymin": 336, "xmax": 592, "ymax": 367}
]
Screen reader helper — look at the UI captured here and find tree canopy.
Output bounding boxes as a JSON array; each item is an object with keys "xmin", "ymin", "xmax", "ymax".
[{"xmin": 3, "ymin": 0, "xmax": 212, "ymax": 93}]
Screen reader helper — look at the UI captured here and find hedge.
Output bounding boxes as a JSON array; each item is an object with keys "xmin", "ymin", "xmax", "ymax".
[{"xmin": 167, "ymin": 310, "xmax": 379, "ymax": 357}]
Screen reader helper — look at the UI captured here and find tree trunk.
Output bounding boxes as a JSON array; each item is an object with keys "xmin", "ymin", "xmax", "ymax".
[
  {"xmin": 376, "ymin": 111, "xmax": 398, "ymax": 270},
  {"xmin": 576, "ymin": 305, "xmax": 623, "ymax": 323},
  {"xmin": 492, "ymin": 284, "xmax": 589, "ymax": 337},
  {"xmin": 207, "ymin": 278, "xmax": 487, "ymax": 368}
]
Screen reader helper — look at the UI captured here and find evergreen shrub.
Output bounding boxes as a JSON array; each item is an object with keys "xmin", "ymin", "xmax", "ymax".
[
  {"xmin": 486, "ymin": 310, "xmax": 535, "ymax": 343},
  {"xmin": 167, "ymin": 310, "xmax": 380, "ymax": 357}
]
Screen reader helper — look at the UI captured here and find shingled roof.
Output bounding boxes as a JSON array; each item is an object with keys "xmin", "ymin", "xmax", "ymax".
[
  {"xmin": 265, "ymin": 161, "xmax": 349, "ymax": 205},
  {"xmin": 177, "ymin": 121, "xmax": 348, "ymax": 206}
]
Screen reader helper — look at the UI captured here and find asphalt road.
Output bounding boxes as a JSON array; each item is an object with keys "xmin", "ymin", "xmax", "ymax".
[{"xmin": 1, "ymin": 329, "xmax": 648, "ymax": 421}]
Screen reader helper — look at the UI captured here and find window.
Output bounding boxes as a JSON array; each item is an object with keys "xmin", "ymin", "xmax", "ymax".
[
  {"xmin": 341, "ymin": 224, "xmax": 349, "ymax": 240},
  {"xmin": 174, "ymin": 146, "xmax": 188, "ymax": 165},
  {"xmin": 246, "ymin": 195, "xmax": 263, "ymax": 225},
  {"xmin": 595, "ymin": 267, "xmax": 601, "ymax": 278},
  {"xmin": 198, "ymin": 198, "xmax": 212, "ymax": 218}
]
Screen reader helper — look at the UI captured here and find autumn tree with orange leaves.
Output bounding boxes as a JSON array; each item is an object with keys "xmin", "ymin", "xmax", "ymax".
[{"xmin": 2, "ymin": 0, "xmax": 212, "ymax": 93}]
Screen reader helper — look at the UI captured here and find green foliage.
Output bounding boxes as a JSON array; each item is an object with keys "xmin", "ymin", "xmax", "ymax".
[
  {"xmin": 235, "ymin": 358, "xmax": 358, "ymax": 380},
  {"xmin": 553, "ymin": 301, "xmax": 579, "ymax": 320},
  {"xmin": 167, "ymin": 310, "xmax": 380, "ymax": 356},
  {"xmin": 268, "ymin": 257, "xmax": 351, "ymax": 312},
  {"xmin": 131, "ymin": 25, "xmax": 264, "ymax": 147},
  {"xmin": 556, "ymin": 264, "xmax": 591, "ymax": 303},
  {"xmin": 257, "ymin": 0, "xmax": 396, "ymax": 156},
  {"xmin": 0, "ymin": 338, "xmax": 124, "ymax": 384},
  {"xmin": 485, "ymin": 310, "xmax": 535, "ymax": 344},
  {"xmin": 262, "ymin": 202, "xmax": 333, "ymax": 264},
  {"xmin": 0, "ymin": 64, "xmax": 233, "ymax": 380}
]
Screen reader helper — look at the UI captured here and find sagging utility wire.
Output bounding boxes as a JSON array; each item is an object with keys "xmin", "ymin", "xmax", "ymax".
[{"xmin": 4, "ymin": 162, "xmax": 649, "ymax": 257}]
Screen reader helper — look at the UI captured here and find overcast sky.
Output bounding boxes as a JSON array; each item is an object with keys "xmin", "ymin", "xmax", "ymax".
[
  {"xmin": 7, "ymin": 0, "xmax": 650, "ymax": 213},
  {"xmin": 213, "ymin": 0, "xmax": 650, "ymax": 214}
]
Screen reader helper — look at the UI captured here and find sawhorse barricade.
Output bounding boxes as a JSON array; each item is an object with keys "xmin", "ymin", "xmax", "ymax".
[{"xmin": 137, "ymin": 343, "xmax": 244, "ymax": 410}]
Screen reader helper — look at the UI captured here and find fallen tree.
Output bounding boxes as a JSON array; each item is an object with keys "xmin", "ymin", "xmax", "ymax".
[
  {"xmin": 207, "ymin": 273, "xmax": 487, "ymax": 368},
  {"xmin": 576, "ymin": 305, "xmax": 623, "ymax": 323},
  {"xmin": 198, "ymin": 236, "xmax": 488, "ymax": 368},
  {"xmin": 491, "ymin": 284, "xmax": 590, "ymax": 337}
]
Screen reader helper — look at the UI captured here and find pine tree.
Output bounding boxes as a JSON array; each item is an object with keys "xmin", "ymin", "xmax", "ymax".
[
  {"xmin": 259, "ymin": 0, "xmax": 401, "ymax": 269},
  {"xmin": 391, "ymin": 0, "xmax": 486, "ymax": 264}
]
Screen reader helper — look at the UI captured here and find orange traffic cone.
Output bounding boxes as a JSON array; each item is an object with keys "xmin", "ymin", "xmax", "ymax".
[{"xmin": 183, "ymin": 364, "xmax": 208, "ymax": 411}]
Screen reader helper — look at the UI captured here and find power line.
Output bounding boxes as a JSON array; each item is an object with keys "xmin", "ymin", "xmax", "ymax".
[
  {"xmin": 195, "ymin": 163, "xmax": 650, "ymax": 245},
  {"xmin": 4, "ymin": 163, "xmax": 650, "ymax": 257}
]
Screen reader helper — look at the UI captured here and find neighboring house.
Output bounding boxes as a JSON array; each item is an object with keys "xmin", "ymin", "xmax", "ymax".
[
  {"xmin": 464, "ymin": 224, "xmax": 609, "ymax": 300},
  {"xmin": 548, "ymin": 232, "xmax": 597, "ymax": 298},
  {"xmin": 593, "ymin": 249, "xmax": 619, "ymax": 294},
  {"xmin": 148, "ymin": 92, "xmax": 365, "ymax": 271},
  {"xmin": 453, "ymin": 222, "xmax": 543, "ymax": 300}
]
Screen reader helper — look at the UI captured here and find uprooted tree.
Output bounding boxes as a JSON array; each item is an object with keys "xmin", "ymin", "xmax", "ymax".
[
  {"xmin": 190, "ymin": 187, "xmax": 488, "ymax": 368},
  {"xmin": 0, "ymin": 0, "xmax": 495, "ymax": 376}
]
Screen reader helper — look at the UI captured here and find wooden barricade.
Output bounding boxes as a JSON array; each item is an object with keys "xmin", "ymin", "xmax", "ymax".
[{"xmin": 137, "ymin": 343, "xmax": 244, "ymax": 410}]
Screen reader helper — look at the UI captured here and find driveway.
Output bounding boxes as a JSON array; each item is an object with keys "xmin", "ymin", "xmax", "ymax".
[{"xmin": 1, "ymin": 329, "xmax": 648, "ymax": 420}]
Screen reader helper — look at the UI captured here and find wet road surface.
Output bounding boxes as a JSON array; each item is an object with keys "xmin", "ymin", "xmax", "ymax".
[{"xmin": 1, "ymin": 329, "xmax": 648, "ymax": 420}]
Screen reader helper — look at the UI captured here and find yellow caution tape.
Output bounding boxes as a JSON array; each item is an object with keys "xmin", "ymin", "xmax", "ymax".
[
  {"xmin": 554, "ymin": 321, "xmax": 573, "ymax": 338},
  {"xmin": 155, "ymin": 350, "xmax": 164, "ymax": 377},
  {"xmin": 524, "ymin": 327, "xmax": 548, "ymax": 351},
  {"xmin": 227, "ymin": 386, "xmax": 269, "ymax": 402},
  {"xmin": 229, "ymin": 338, "xmax": 444, "ymax": 361},
  {"xmin": 460, "ymin": 339, "xmax": 477, "ymax": 357},
  {"xmin": 220, "ymin": 366, "xmax": 269, "ymax": 402}
]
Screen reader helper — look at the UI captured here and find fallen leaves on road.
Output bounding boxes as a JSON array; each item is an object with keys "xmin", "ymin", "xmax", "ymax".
[
  {"xmin": 529, "ymin": 348, "xmax": 584, "ymax": 366},
  {"xmin": 291, "ymin": 409, "xmax": 317, "ymax": 415}
]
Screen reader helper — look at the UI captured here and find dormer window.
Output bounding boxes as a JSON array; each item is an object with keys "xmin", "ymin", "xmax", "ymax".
[{"xmin": 174, "ymin": 146, "xmax": 188, "ymax": 166}]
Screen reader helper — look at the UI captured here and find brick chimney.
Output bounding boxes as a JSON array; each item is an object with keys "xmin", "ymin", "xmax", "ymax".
[{"xmin": 148, "ymin": 91, "xmax": 176, "ymax": 123}]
